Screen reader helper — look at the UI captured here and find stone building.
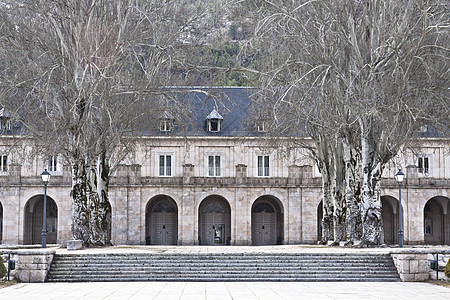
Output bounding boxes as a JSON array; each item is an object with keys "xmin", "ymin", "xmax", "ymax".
[{"xmin": 0, "ymin": 87, "xmax": 448, "ymax": 246}]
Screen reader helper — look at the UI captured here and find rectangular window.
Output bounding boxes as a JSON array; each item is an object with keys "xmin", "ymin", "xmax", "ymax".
[
  {"xmin": 417, "ymin": 156, "xmax": 429, "ymax": 174},
  {"xmin": 0, "ymin": 155, "xmax": 7, "ymax": 172},
  {"xmin": 257, "ymin": 155, "xmax": 270, "ymax": 177},
  {"xmin": 208, "ymin": 155, "xmax": 221, "ymax": 176},
  {"xmin": 159, "ymin": 119, "xmax": 172, "ymax": 132},
  {"xmin": 257, "ymin": 121, "xmax": 266, "ymax": 132},
  {"xmin": 0, "ymin": 118, "xmax": 10, "ymax": 131},
  {"xmin": 159, "ymin": 155, "xmax": 172, "ymax": 176},
  {"xmin": 209, "ymin": 120, "xmax": 220, "ymax": 132},
  {"xmin": 48, "ymin": 156, "xmax": 58, "ymax": 172}
]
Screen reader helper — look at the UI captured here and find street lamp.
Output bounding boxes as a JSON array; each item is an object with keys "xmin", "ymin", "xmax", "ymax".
[
  {"xmin": 394, "ymin": 169, "xmax": 405, "ymax": 248},
  {"xmin": 41, "ymin": 169, "xmax": 51, "ymax": 248}
]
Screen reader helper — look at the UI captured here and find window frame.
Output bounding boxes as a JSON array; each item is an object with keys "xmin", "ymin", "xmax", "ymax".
[
  {"xmin": 0, "ymin": 154, "xmax": 8, "ymax": 172},
  {"xmin": 257, "ymin": 120, "xmax": 266, "ymax": 133},
  {"xmin": 156, "ymin": 153, "xmax": 175, "ymax": 177},
  {"xmin": 208, "ymin": 119, "xmax": 221, "ymax": 132},
  {"xmin": 159, "ymin": 119, "xmax": 173, "ymax": 132},
  {"xmin": 417, "ymin": 155, "xmax": 431, "ymax": 176},
  {"xmin": 257, "ymin": 155, "xmax": 270, "ymax": 177},
  {"xmin": 207, "ymin": 155, "xmax": 221, "ymax": 177},
  {"xmin": 47, "ymin": 155, "xmax": 58, "ymax": 173}
]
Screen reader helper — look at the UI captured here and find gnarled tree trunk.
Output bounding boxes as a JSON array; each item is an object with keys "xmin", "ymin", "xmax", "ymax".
[
  {"xmin": 358, "ymin": 123, "xmax": 384, "ymax": 246},
  {"xmin": 71, "ymin": 159, "xmax": 89, "ymax": 244},
  {"xmin": 343, "ymin": 139, "xmax": 362, "ymax": 243},
  {"xmin": 86, "ymin": 151, "xmax": 112, "ymax": 246},
  {"xmin": 71, "ymin": 151, "xmax": 111, "ymax": 247}
]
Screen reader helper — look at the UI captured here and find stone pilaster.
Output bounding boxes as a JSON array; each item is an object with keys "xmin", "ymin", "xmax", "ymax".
[
  {"xmin": 235, "ymin": 164, "xmax": 247, "ymax": 185},
  {"xmin": 183, "ymin": 164, "xmax": 194, "ymax": 185}
]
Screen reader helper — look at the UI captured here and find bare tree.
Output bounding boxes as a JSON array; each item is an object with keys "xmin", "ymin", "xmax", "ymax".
[
  {"xmin": 0, "ymin": 0, "xmax": 209, "ymax": 246},
  {"xmin": 237, "ymin": 0, "xmax": 449, "ymax": 245}
]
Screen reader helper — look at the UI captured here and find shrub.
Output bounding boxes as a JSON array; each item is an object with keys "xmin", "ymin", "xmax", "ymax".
[
  {"xmin": 0, "ymin": 256, "xmax": 7, "ymax": 279},
  {"xmin": 445, "ymin": 258, "xmax": 450, "ymax": 278}
]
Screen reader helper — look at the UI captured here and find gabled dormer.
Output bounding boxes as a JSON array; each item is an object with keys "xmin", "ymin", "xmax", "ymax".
[{"xmin": 206, "ymin": 109, "xmax": 223, "ymax": 132}]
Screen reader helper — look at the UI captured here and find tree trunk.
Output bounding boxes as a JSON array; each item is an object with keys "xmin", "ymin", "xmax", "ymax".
[
  {"xmin": 317, "ymin": 135, "xmax": 334, "ymax": 244},
  {"xmin": 71, "ymin": 159, "xmax": 90, "ymax": 245},
  {"xmin": 358, "ymin": 123, "xmax": 384, "ymax": 246},
  {"xmin": 321, "ymin": 175, "xmax": 334, "ymax": 244},
  {"xmin": 86, "ymin": 151, "xmax": 112, "ymax": 246},
  {"xmin": 332, "ymin": 139, "xmax": 346, "ymax": 243},
  {"xmin": 71, "ymin": 152, "xmax": 111, "ymax": 247},
  {"xmin": 343, "ymin": 139, "xmax": 362, "ymax": 243}
]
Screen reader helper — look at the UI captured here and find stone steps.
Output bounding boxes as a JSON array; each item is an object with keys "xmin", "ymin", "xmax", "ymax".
[{"xmin": 46, "ymin": 252, "xmax": 401, "ymax": 282}]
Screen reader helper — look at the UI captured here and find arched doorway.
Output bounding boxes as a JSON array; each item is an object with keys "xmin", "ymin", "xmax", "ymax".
[
  {"xmin": 251, "ymin": 196, "xmax": 284, "ymax": 245},
  {"xmin": 198, "ymin": 196, "xmax": 231, "ymax": 245},
  {"xmin": 145, "ymin": 195, "xmax": 178, "ymax": 245},
  {"xmin": 24, "ymin": 195, "xmax": 58, "ymax": 245},
  {"xmin": 381, "ymin": 196, "xmax": 401, "ymax": 245},
  {"xmin": 424, "ymin": 197, "xmax": 449, "ymax": 245}
]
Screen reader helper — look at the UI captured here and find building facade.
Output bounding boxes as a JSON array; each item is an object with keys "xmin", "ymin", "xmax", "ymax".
[{"xmin": 0, "ymin": 88, "xmax": 449, "ymax": 246}]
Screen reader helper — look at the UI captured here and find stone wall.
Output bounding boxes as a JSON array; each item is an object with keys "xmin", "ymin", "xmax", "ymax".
[
  {"xmin": 1, "ymin": 249, "xmax": 55, "ymax": 282},
  {"xmin": 427, "ymin": 253, "xmax": 450, "ymax": 281},
  {"xmin": 391, "ymin": 249, "xmax": 450, "ymax": 282}
]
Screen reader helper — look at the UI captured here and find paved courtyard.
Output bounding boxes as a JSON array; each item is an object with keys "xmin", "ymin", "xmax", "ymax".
[{"xmin": 1, "ymin": 281, "xmax": 450, "ymax": 299}]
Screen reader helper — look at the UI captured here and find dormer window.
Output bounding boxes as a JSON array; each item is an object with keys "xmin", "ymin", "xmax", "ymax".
[
  {"xmin": 1, "ymin": 119, "xmax": 11, "ymax": 131},
  {"xmin": 159, "ymin": 111, "xmax": 174, "ymax": 132},
  {"xmin": 257, "ymin": 121, "xmax": 266, "ymax": 132},
  {"xmin": 206, "ymin": 109, "xmax": 223, "ymax": 132},
  {"xmin": 159, "ymin": 119, "xmax": 173, "ymax": 132},
  {"xmin": 0, "ymin": 108, "xmax": 12, "ymax": 131}
]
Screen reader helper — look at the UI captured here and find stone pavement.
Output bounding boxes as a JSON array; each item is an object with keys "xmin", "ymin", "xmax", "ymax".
[
  {"xmin": 53, "ymin": 244, "xmax": 394, "ymax": 254},
  {"xmin": 2, "ymin": 245, "xmax": 450, "ymax": 299},
  {"xmin": 1, "ymin": 281, "xmax": 450, "ymax": 300}
]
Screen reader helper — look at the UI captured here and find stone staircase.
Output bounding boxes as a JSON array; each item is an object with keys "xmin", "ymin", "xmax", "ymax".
[{"xmin": 46, "ymin": 252, "xmax": 400, "ymax": 282}]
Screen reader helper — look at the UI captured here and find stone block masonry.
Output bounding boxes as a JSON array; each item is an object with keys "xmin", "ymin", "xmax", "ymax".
[
  {"xmin": 0, "ymin": 249, "xmax": 55, "ymax": 282},
  {"xmin": 391, "ymin": 248, "xmax": 450, "ymax": 282}
]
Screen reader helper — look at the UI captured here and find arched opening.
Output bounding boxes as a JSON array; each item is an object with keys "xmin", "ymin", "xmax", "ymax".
[
  {"xmin": 198, "ymin": 195, "xmax": 231, "ymax": 245},
  {"xmin": 381, "ymin": 196, "xmax": 402, "ymax": 245},
  {"xmin": 317, "ymin": 201, "xmax": 323, "ymax": 242},
  {"xmin": 251, "ymin": 195, "xmax": 284, "ymax": 245},
  {"xmin": 24, "ymin": 195, "xmax": 58, "ymax": 245},
  {"xmin": 0, "ymin": 201, "xmax": 3, "ymax": 243},
  {"xmin": 424, "ymin": 197, "xmax": 449, "ymax": 245},
  {"xmin": 145, "ymin": 195, "xmax": 178, "ymax": 245}
]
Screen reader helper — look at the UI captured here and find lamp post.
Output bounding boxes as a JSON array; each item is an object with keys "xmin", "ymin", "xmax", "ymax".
[
  {"xmin": 395, "ymin": 169, "xmax": 405, "ymax": 248},
  {"xmin": 41, "ymin": 169, "xmax": 51, "ymax": 248}
]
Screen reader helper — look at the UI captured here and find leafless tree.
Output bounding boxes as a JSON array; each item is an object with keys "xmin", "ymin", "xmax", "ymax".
[
  {"xmin": 237, "ymin": 0, "xmax": 449, "ymax": 245},
  {"xmin": 0, "ymin": 0, "xmax": 210, "ymax": 246}
]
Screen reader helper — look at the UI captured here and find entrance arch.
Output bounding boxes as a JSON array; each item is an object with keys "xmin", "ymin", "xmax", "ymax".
[
  {"xmin": 381, "ymin": 196, "xmax": 402, "ymax": 245},
  {"xmin": 145, "ymin": 195, "xmax": 178, "ymax": 245},
  {"xmin": 24, "ymin": 195, "xmax": 58, "ymax": 245},
  {"xmin": 198, "ymin": 195, "xmax": 231, "ymax": 245},
  {"xmin": 251, "ymin": 196, "xmax": 284, "ymax": 245},
  {"xmin": 424, "ymin": 196, "xmax": 449, "ymax": 245}
]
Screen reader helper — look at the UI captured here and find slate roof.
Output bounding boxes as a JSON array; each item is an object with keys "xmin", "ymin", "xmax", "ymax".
[{"xmin": 149, "ymin": 86, "xmax": 258, "ymax": 137}]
